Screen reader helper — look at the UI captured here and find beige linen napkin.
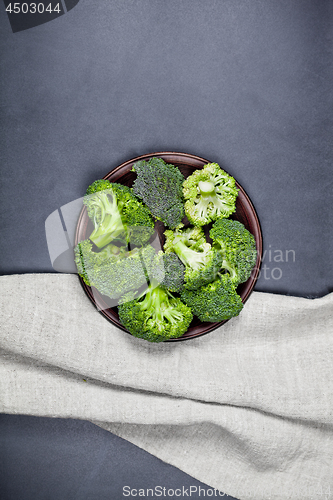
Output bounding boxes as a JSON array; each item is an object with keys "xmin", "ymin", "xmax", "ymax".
[{"xmin": 0, "ymin": 274, "xmax": 332, "ymax": 500}]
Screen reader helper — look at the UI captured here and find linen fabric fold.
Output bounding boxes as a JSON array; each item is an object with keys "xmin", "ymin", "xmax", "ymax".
[{"xmin": 0, "ymin": 274, "xmax": 332, "ymax": 500}]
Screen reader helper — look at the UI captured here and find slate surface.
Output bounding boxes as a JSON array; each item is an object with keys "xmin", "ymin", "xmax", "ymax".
[{"xmin": 0, "ymin": 0, "xmax": 332, "ymax": 498}]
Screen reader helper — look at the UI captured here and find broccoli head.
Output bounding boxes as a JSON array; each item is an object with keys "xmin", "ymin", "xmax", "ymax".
[
  {"xmin": 118, "ymin": 279, "xmax": 193, "ymax": 342},
  {"xmin": 84, "ymin": 179, "xmax": 154, "ymax": 248},
  {"xmin": 183, "ymin": 163, "xmax": 239, "ymax": 226},
  {"xmin": 132, "ymin": 157, "xmax": 185, "ymax": 229},
  {"xmin": 164, "ymin": 226, "xmax": 223, "ymax": 290},
  {"xmin": 150, "ymin": 251, "xmax": 185, "ymax": 293},
  {"xmin": 210, "ymin": 218, "xmax": 257, "ymax": 285},
  {"xmin": 74, "ymin": 240, "xmax": 127, "ymax": 286},
  {"xmin": 86, "ymin": 179, "xmax": 113, "ymax": 196},
  {"xmin": 74, "ymin": 239, "xmax": 156, "ymax": 299},
  {"xmin": 181, "ymin": 274, "xmax": 243, "ymax": 322}
]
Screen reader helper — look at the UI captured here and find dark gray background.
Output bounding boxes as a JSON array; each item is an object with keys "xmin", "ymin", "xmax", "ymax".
[{"xmin": 1, "ymin": 0, "xmax": 332, "ymax": 498}]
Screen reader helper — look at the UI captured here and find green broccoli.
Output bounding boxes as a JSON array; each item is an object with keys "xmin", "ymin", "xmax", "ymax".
[
  {"xmin": 74, "ymin": 239, "xmax": 156, "ymax": 299},
  {"xmin": 210, "ymin": 218, "xmax": 257, "ymax": 285},
  {"xmin": 132, "ymin": 157, "xmax": 185, "ymax": 229},
  {"xmin": 183, "ymin": 163, "xmax": 239, "ymax": 226},
  {"xmin": 118, "ymin": 279, "xmax": 193, "ymax": 342},
  {"xmin": 84, "ymin": 179, "xmax": 154, "ymax": 248},
  {"xmin": 74, "ymin": 240, "xmax": 127, "ymax": 286},
  {"xmin": 150, "ymin": 251, "xmax": 185, "ymax": 293},
  {"xmin": 86, "ymin": 179, "xmax": 114, "ymax": 196},
  {"xmin": 164, "ymin": 226, "xmax": 223, "ymax": 290},
  {"xmin": 181, "ymin": 274, "xmax": 243, "ymax": 322}
]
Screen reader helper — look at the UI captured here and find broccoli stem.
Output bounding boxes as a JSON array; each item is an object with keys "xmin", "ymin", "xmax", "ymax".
[
  {"xmin": 219, "ymin": 260, "xmax": 238, "ymax": 281},
  {"xmin": 138, "ymin": 279, "xmax": 184, "ymax": 327},
  {"xmin": 195, "ymin": 191, "xmax": 233, "ymax": 220},
  {"xmin": 193, "ymin": 182, "xmax": 219, "ymax": 220},
  {"xmin": 195, "ymin": 180, "xmax": 236, "ymax": 220},
  {"xmin": 198, "ymin": 181, "xmax": 216, "ymax": 195},
  {"xmin": 163, "ymin": 307, "xmax": 184, "ymax": 324},
  {"xmin": 89, "ymin": 192, "xmax": 126, "ymax": 248},
  {"xmin": 173, "ymin": 240, "xmax": 206, "ymax": 271}
]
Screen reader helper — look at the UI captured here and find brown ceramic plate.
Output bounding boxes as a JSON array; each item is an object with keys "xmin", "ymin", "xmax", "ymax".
[{"xmin": 75, "ymin": 152, "xmax": 262, "ymax": 341}]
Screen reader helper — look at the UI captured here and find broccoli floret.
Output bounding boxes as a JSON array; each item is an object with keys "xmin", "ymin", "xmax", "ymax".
[
  {"xmin": 164, "ymin": 226, "xmax": 223, "ymax": 290},
  {"xmin": 74, "ymin": 239, "xmax": 155, "ymax": 299},
  {"xmin": 150, "ymin": 251, "xmax": 185, "ymax": 293},
  {"xmin": 86, "ymin": 179, "xmax": 113, "ymax": 196},
  {"xmin": 118, "ymin": 279, "xmax": 193, "ymax": 342},
  {"xmin": 74, "ymin": 240, "xmax": 127, "ymax": 286},
  {"xmin": 210, "ymin": 218, "xmax": 257, "ymax": 285},
  {"xmin": 84, "ymin": 179, "xmax": 154, "ymax": 248},
  {"xmin": 74, "ymin": 239, "xmax": 93, "ymax": 286},
  {"xmin": 183, "ymin": 163, "xmax": 239, "ymax": 226},
  {"xmin": 132, "ymin": 158, "xmax": 185, "ymax": 229},
  {"xmin": 181, "ymin": 274, "xmax": 243, "ymax": 322}
]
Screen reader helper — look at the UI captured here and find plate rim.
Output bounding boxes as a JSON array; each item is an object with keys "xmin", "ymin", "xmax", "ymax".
[{"xmin": 75, "ymin": 151, "xmax": 263, "ymax": 341}]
